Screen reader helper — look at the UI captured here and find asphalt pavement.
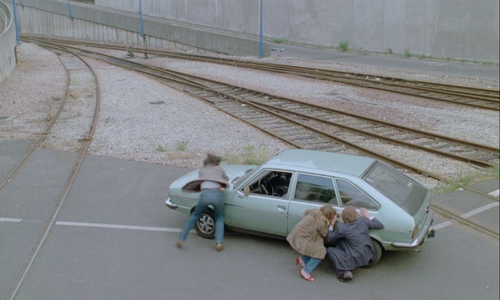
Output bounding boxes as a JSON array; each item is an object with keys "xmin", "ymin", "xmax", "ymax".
[
  {"xmin": 269, "ymin": 42, "xmax": 500, "ymax": 81},
  {"xmin": 0, "ymin": 138, "xmax": 499, "ymax": 300}
]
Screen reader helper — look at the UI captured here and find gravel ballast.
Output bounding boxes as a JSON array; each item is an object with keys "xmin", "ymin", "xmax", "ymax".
[{"xmin": 1, "ymin": 43, "xmax": 498, "ymax": 189}]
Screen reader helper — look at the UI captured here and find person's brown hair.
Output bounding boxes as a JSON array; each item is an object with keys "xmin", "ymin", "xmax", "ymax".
[
  {"xmin": 319, "ymin": 205, "xmax": 337, "ymax": 221},
  {"xmin": 203, "ymin": 153, "xmax": 222, "ymax": 166},
  {"xmin": 342, "ymin": 206, "xmax": 358, "ymax": 223}
]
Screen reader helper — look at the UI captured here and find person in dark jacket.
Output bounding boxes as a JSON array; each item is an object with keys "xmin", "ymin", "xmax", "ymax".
[
  {"xmin": 176, "ymin": 153, "xmax": 229, "ymax": 252},
  {"xmin": 325, "ymin": 206, "xmax": 384, "ymax": 282}
]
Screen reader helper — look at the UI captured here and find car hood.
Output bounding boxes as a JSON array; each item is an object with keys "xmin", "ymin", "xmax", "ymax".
[{"xmin": 169, "ymin": 165, "xmax": 255, "ymax": 190}]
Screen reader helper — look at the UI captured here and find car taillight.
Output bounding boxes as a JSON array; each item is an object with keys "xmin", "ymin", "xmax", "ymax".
[{"xmin": 412, "ymin": 226, "xmax": 419, "ymax": 239}]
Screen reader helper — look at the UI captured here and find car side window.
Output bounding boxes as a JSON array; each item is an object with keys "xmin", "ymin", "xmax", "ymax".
[
  {"xmin": 246, "ymin": 170, "xmax": 292, "ymax": 198},
  {"xmin": 294, "ymin": 174, "xmax": 338, "ymax": 205},
  {"xmin": 336, "ymin": 179, "xmax": 379, "ymax": 210}
]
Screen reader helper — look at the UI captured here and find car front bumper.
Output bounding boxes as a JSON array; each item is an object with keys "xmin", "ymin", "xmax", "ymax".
[
  {"xmin": 165, "ymin": 197, "xmax": 178, "ymax": 210},
  {"xmin": 391, "ymin": 211, "xmax": 435, "ymax": 250}
]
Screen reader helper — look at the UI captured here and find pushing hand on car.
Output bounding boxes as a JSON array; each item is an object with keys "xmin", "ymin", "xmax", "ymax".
[
  {"xmin": 360, "ymin": 207, "xmax": 370, "ymax": 219},
  {"xmin": 330, "ymin": 214, "xmax": 338, "ymax": 225}
]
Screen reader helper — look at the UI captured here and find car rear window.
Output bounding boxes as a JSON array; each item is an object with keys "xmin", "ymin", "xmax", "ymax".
[{"xmin": 363, "ymin": 162, "xmax": 428, "ymax": 215}]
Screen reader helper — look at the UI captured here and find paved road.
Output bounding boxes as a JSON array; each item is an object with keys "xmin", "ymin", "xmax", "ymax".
[
  {"xmin": 269, "ymin": 43, "xmax": 500, "ymax": 82},
  {"xmin": 0, "ymin": 140, "xmax": 498, "ymax": 300}
]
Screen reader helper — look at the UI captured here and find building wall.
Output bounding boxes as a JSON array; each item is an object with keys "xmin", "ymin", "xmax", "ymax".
[
  {"xmin": 0, "ymin": 0, "xmax": 17, "ymax": 83},
  {"xmin": 7, "ymin": 0, "xmax": 270, "ymax": 57},
  {"xmin": 97, "ymin": 0, "xmax": 500, "ymax": 61}
]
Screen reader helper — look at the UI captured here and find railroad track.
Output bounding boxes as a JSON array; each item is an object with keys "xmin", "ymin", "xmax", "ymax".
[
  {"xmin": 1, "ymin": 43, "xmax": 497, "ymax": 296},
  {"xmin": 55, "ymin": 43, "xmax": 498, "ymax": 241},
  {"xmin": 2, "ymin": 45, "xmax": 101, "ymax": 300},
  {"xmin": 21, "ymin": 35, "xmax": 500, "ymax": 111},
  {"xmin": 33, "ymin": 42, "xmax": 498, "ymax": 172},
  {"xmin": 430, "ymin": 204, "xmax": 499, "ymax": 239}
]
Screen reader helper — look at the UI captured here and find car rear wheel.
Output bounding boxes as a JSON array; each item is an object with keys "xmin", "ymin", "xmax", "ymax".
[
  {"xmin": 365, "ymin": 238, "xmax": 383, "ymax": 268},
  {"xmin": 195, "ymin": 209, "xmax": 215, "ymax": 239}
]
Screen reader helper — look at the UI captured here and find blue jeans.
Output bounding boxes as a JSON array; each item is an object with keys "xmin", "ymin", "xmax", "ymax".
[
  {"xmin": 178, "ymin": 190, "xmax": 225, "ymax": 244},
  {"xmin": 302, "ymin": 255, "xmax": 322, "ymax": 274}
]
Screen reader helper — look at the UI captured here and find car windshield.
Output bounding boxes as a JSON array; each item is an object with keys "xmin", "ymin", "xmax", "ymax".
[
  {"xmin": 362, "ymin": 162, "xmax": 428, "ymax": 215},
  {"xmin": 232, "ymin": 167, "xmax": 256, "ymax": 187}
]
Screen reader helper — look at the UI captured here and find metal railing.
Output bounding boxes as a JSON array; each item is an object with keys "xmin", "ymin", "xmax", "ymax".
[{"xmin": 0, "ymin": 0, "xmax": 17, "ymax": 83}]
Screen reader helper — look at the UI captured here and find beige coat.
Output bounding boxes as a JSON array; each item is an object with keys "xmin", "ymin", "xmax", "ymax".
[{"xmin": 286, "ymin": 209, "xmax": 330, "ymax": 259}]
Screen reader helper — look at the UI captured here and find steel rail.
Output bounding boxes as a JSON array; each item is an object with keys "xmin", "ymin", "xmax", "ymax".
[
  {"xmin": 242, "ymin": 97, "xmax": 499, "ymax": 168},
  {"xmin": 0, "ymin": 57, "xmax": 71, "ymax": 191},
  {"xmin": 40, "ymin": 42, "xmax": 498, "ymax": 169},
  {"xmin": 4, "ymin": 46, "xmax": 101, "ymax": 300},
  {"xmin": 431, "ymin": 204, "xmax": 499, "ymax": 239},
  {"xmin": 188, "ymin": 87, "xmax": 500, "ymax": 239},
  {"xmin": 20, "ymin": 36, "xmax": 500, "ymax": 111},
  {"xmin": 25, "ymin": 39, "xmax": 499, "ymax": 241}
]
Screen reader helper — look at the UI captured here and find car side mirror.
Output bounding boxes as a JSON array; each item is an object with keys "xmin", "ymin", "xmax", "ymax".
[{"xmin": 243, "ymin": 186, "xmax": 250, "ymax": 197}]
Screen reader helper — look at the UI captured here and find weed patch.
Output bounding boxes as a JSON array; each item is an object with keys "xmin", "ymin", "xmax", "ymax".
[
  {"xmin": 271, "ymin": 38, "xmax": 289, "ymax": 44},
  {"xmin": 339, "ymin": 40, "xmax": 349, "ymax": 52},
  {"xmin": 225, "ymin": 145, "xmax": 271, "ymax": 165},
  {"xmin": 155, "ymin": 144, "xmax": 166, "ymax": 152},
  {"xmin": 176, "ymin": 140, "xmax": 189, "ymax": 151}
]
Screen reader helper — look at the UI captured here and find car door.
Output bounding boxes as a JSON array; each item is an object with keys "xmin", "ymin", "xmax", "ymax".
[
  {"xmin": 287, "ymin": 173, "xmax": 341, "ymax": 234},
  {"xmin": 226, "ymin": 169, "xmax": 292, "ymax": 236},
  {"xmin": 335, "ymin": 178, "xmax": 389, "ymax": 240}
]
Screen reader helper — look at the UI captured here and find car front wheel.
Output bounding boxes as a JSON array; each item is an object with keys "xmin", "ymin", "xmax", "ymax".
[{"xmin": 195, "ymin": 209, "xmax": 215, "ymax": 239}]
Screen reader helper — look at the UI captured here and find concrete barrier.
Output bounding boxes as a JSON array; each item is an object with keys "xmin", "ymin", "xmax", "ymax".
[
  {"xmin": 0, "ymin": 0, "xmax": 17, "ymax": 83},
  {"xmin": 3, "ymin": 0, "xmax": 498, "ymax": 62},
  {"xmin": 10, "ymin": 0, "xmax": 270, "ymax": 57},
  {"xmin": 97, "ymin": 0, "xmax": 499, "ymax": 62}
]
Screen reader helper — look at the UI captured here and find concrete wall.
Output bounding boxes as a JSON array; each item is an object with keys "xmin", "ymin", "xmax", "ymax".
[
  {"xmin": 97, "ymin": 0, "xmax": 500, "ymax": 62},
  {"xmin": 0, "ymin": 0, "xmax": 17, "ymax": 83},
  {"xmin": 9, "ymin": 0, "xmax": 270, "ymax": 56}
]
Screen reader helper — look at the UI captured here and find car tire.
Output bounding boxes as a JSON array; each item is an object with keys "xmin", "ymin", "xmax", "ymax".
[
  {"xmin": 365, "ymin": 238, "xmax": 383, "ymax": 268},
  {"xmin": 195, "ymin": 209, "xmax": 215, "ymax": 239}
]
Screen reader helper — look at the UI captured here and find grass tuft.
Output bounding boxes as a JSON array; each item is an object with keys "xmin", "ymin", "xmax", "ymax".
[
  {"xmin": 339, "ymin": 40, "xmax": 349, "ymax": 52},
  {"xmin": 271, "ymin": 38, "xmax": 289, "ymax": 44},
  {"xmin": 224, "ymin": 145, "xmax": 271, "ymax": 165},
  {"xmin": 175, "ymin": 140, "xmax": 189, "ymax": 151},
  {"xmin": 155, "ymin": 145, "xmax": 166, "ymax": 152}
]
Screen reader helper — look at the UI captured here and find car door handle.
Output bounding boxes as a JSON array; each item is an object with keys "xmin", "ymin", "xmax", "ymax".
[{"xmin": 277, "ymin": 205, "xmax": 287, "ymax": 212}]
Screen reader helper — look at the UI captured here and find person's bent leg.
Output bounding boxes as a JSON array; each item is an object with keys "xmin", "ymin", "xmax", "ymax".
[
  {"xmin": 178, "ymin": 195, "xmax": 208, "ymax": 242},
  {"xmin": 303, "ymin": 257, "xmax": 322, "ymax": 275},
  {"xmin": 212, "ymin": 190, "xmax": 225, "ymax": 244}
]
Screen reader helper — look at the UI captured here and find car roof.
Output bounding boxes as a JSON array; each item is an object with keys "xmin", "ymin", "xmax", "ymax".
[{"xmin": 266, "ymin": 149, "xmax": 376, "ymax": 177}]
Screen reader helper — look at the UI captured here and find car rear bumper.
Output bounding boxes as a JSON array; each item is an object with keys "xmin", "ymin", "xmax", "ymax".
[
  {"xmin": 391, "ymin": 211, "xmax": 435, "ymax": 249},
  {"xmin": 165, "ymin": 197, "xmax": 178, "ymax": 210}
]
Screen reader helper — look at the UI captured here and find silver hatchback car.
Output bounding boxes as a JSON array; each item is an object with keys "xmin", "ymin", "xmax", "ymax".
[{"xmin": 166, "ymin": 149, "xmax": 435, "ymax": 265}]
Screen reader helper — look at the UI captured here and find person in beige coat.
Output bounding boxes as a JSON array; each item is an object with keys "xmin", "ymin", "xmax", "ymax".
[{"xmin": 287, "ymin": 205, "xmax": 337, "ymax": 281}]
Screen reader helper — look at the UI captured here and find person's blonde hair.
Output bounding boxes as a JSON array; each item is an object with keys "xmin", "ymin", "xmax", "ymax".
[
  {"xmin": 319, "ymin": 205, "xmax": 337, "ymax": 221},
  {"xmin": 342, "ymin": 206, "xmax": 358, "ymax": 223}
]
